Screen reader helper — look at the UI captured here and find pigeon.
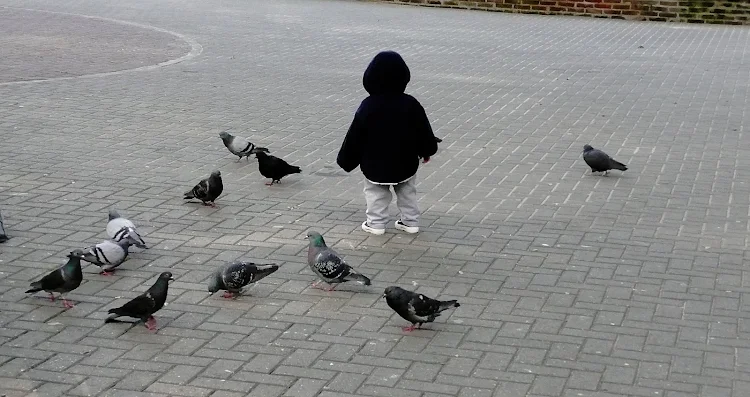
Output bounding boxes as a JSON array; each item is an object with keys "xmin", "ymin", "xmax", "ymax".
[
  {"xmin": 184, "ymin": 170, "xmax": 223, "ymax": 207},
  {"xmin": 0, "ymin": 210, "xmax": 7, "ymax": 243},
  {"xmin": 80, "ymin": 239, "xmax": 130, "ymax": 275},
  {"xmin": 26, "ymin": 250, "xmax": 85, "ymax": 309},
  {"xmin": 255, "ymin": 151, "xmax": 301, "ymax": 186},
  {"xmin": 106, "ymin": 210, "xmax": 147, "ymax": 249},
  {"xmin": 219, "ymin": 131, "xmax": 269, "ymax": 161},
  {"xmin": 582, "ymin": 144, "xmax": 627, "ymax": 176},
  {"xmin": 306, "ymin": 231, "xmax": 371, "ymax": 291},
  {"xmin": 383, "ymin": 286, "xmax": 460, "ymax": 332},
  {"xmin": 105, "ymin": 272, "xmax": 174, "ymax": 332},
  {"xmin": 208, "ymin": 262, "xmax": 279, "ymax": 299}
]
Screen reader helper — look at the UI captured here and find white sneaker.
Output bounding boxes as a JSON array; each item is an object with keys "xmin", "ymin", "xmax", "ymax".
[
  {"xmin": 395, "ymin": 220, "xmax": 419, "ymax": 234},
  {"xmin": 362, "ymin": 221, "xmax": 385, "ymax": 235}
]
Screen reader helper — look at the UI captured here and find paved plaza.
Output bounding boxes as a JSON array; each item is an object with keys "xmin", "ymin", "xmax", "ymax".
[{"xmin": 1, "ymin": 0, "xmax": 750, "ymax": 396}]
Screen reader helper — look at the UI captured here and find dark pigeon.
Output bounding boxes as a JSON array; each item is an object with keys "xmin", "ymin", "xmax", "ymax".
[
  {"xmin": 26, "ymin": 250, "xmax": 85, "ymax": 309},
  {"xmin": 582, "ymin": 144, "xmax": 627, "ymax": 176},
  {"xmin": 0, "ymin": 210, "xmax": 7, "ymax": 243},
  {"xmin": 306, "ymin": 231, "xmax": 371, "ymax": 291},
  {"xmin": 107, "ymin": 210, "xmax": 147, "ymax": 249},
  {"xmin": 105, "ymin": 272, "xmax": 174, "ymax": 331},
  {"xmin": 184, "ymin": 170, "xmax": 223, "ymax": 207},
  {"xmin": 208, "ymin": 262, "xmax": 279, "ymax": 299},
  {"xmin": 255, "ymin": 151, "xmax": 301, "ymax": 186},
  {"xmin": 383, "ymin": 286, "xmax": 460, "ymax": 332},
  {"xmin": 80, "ymin": 239, "xmax": 130, "ymax": 276},
  {"xmin": 219, "ymin": 131, "xmax": 269, "ymax": 161}
]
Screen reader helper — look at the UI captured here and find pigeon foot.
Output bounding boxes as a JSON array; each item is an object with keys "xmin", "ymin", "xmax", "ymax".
[
  {"xmin": 62, "ymin": 298, "xmax": 74, "ymax": 309},
  {"xmin": 100, "ymin": 271, "xmax": 115, "ymax": 276},
  {"xmin": 48, "ymin": 293, "xmax": 56, "ymax": 302},
  {"xmin": 402, "ymin": 325, "xmax": 417, "ymax": 332},
  {"xmin": 145, "ymin": 316, "xmax": 157, "ymax": 331}
]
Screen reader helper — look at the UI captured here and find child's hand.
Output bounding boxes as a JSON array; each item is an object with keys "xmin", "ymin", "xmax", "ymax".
[{"xmin": 422, "ymin": 156, "xmax": 430, "ymax": 164}]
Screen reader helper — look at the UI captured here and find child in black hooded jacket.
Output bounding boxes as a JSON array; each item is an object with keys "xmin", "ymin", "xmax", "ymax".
[{"xmin": 337, "ymin": 51, "xmax": 438, "ymax": 235}]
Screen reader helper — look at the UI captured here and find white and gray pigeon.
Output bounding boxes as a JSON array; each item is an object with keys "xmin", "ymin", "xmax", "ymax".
[
  {"xmin": 26, "ymin": 250, "xmax": 85, "ymax": 309},
  {"xmin": 208, "ymin": 261, "xmax": 279, "ymax": 299},
  {"xmin": 582, "ymin": 144, "xmax": 628, "ymax": 176},
  {"xmin": 106, "ymin": 210, "xmax": 147, "ymax": 249},
  {"xmin": 80, "ymin": 239, "xmax": 130, "ymax": 275},
  {"xmin": 105, "ymin": 272, "xmax": 174, "ymax": 332},
  {"xmin": 383, "ymin": 286, "xmax": 460, "ymax": 332},
  {"xmin": 219, "ymin": 131, "xmax": 269, "ymax": 161},
  {"xmin": 306, "ymin": 231, "xmax": 371, "ymax": 291}
]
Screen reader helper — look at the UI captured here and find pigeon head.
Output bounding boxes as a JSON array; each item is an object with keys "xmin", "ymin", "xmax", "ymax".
[
  {"xmin": 159, "ymin": 272, "xmax": 175, "ymax": 282},
  {"xmin": 108, "ymin": 210, "xmax": 121, "ymax": 221},
  {"xmin": 383, "ymin": 286, "xmax": 404, "ymax": 299},
  {"xmin": 207, "ymin": 274, "xmax": 222, "ymax": 294},
  {"xmin": 583, "ymin": 144, "xmax": 594, "ymax": 153},
  {"xmin": 210, "ymin": 171, "xmax": 221, "ymax": 178},
  {"xmin": 306, "ymin": 231, "xmax": 326, "ymax": 247},
  {"xmin": 219, "ymin": 131, "xmax": 232, "ymax": 141},
  {"xmin": 255, "ymin": 151, "xmax": 269, "ymax": 160},
  {"xmin": 68, "ymin": 249, "xmax": 86, "ymax": 259}
]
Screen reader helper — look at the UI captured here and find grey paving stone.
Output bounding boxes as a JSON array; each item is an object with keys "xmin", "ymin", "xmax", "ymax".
[{"xmin": 1, "ymin": 0, "xmax": 749, "ymax": 396}]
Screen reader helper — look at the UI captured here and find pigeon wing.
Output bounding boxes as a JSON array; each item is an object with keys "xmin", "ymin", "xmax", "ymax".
[
  {"xmin": 312, "ymin": 249, "xmax": 350, "ymax": 280},
  {"xmin": 116, "ymin": 292, "xmax": 157, "ymax": 318},
  {"xmin": 408, "ymin": 293, "xmax": 442, "ymax": 322}
]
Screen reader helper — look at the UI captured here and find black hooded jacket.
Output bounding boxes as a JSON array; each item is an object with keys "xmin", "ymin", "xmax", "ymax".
[{"xmin": 337, "ymin": 51, "xmax": 438, "ymax": 184}]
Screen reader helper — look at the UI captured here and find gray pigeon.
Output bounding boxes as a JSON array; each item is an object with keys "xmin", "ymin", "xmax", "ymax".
[
  {"xmin": 0, "ymin": 210, "xmax": 7, "ymax": 243},
  {"xmin": 582, "ymin": 144, "xmax": 627, "ymax": 176},
  {"xmin": 106, "ymin": 210, "xmax": 147, "ymax": 249},
  {"xmin": 184, "ymin": 170, "xmax": 223, "ymax": 207},
  {"xmin": 219, "ymin": 131, "xmax": 269, "ymax": 161},
  {"xmin": 383, "ymin": 286, "xmax": 460, "ymax": 332},
  {"xmin": 105, "ymin": 272, "xmax": 174, "ymax": 332},
  {"xmin": 80, "ymin": 239, "xmax": 130, "ymax": 275},
  {"xmin": 208, "ymin": 262, "xmax": 279, "ymax": 299},
  {"xmin": 26, "ymin": 250, "xmax": 85, "ymax": 309},
  {"xmin": 306, "ymin": 231, "xmax": 371, "ymax": 291}
]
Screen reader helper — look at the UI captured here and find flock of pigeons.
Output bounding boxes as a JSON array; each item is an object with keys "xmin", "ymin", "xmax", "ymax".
[
  {"xmin": 18, "ymin": 132, "xmax": 628, "ymax": 333},
  {"xmin": 20, "ymin": 131, "xmax": 478, "ymax": 333}
]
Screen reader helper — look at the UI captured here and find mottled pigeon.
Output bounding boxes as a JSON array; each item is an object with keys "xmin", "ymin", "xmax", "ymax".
[
  {"xmin": 219, "ymin": 131, "xmax": 269, "ymax": 161},
  {"xmin": 80, "ymin": 239, "xmax": 130, "ymax": 275},
  {"xmin": 106, "ymin": 210, "xmax": 147, "ymax": 249},
  {"xmin": 208, "ymin": 262, "xmax": 279, "ymax": 299},
  {"xmin": 26, "ymin": 250, "xmax": 85, "ymax": 309},
  {"xmin": 105, "ymin": 272, "xmax": 174, "ymax": 331},
  {"xmin": 582, "ymin": 144, "xmax": 627, "ymax": 176},
  {"xmin": 0, "ymin": 210, "xmax": 7, "ymax": 243},
  {"xmin": 255, "ymin": 151, "xmax": 301, "ymax": 186},
  {"xmin": 306, "ymin": 231, "xmax": 371, "ymax": 291},
  {"xmin": 383, "ymin": 286, "xmax": 460, "ymax": 332},
  {"xmin": 184, "ymin": 170, "xmax": 223, "ymax": 207}
]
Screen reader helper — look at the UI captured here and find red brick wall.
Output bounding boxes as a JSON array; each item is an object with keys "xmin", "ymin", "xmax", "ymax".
[{"xmin": 373, "ymin": 0, "xmax": 750, "ymax": 25}]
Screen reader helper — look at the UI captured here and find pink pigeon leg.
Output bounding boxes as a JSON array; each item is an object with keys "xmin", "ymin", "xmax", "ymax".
[
  {"xmin": 402, "ymin": 324, "xmax": 417, "ymax": 332},
  {"xmin": 145, "ymin": 316, "xmax": 157, "ymax": 331},
  {"xmin": 48, "ymin": 292, "xmax": 56, "ymax": 302},
  {"xmin": 62, "ymin": 297, "xmax": 74, "ymax": 309}
]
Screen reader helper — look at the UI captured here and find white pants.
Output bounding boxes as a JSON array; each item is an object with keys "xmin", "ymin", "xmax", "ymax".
[{"xmin": 363, "ymin": 176, "xmax": 419, "ymax": 229}]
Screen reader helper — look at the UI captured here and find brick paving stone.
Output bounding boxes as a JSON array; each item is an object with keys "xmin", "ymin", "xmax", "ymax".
[{"xmin": 1, "ymin": 0, "xmax": 749, "ymax": 396}]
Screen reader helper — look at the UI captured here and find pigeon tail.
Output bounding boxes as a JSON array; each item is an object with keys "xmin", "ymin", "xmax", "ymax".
[
  {"xmin": 438, "ymin": 300, "xmax": 460, "ymax": 312},
  {"xmin": 288, "ymin": 166, "xmax": 302, "ymax": 174},
  {"xmin": 610, "ymin": 160, "xmax": 627, "ymax": 171},
  {"xmin": 344, "ymin": 272, "xmax": 371, "ymax": 286}
]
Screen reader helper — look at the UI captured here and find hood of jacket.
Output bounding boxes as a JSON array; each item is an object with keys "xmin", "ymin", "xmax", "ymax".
[{"xmin": 363, "ymin": 51, "xmax": 410, "ymax": 95}]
